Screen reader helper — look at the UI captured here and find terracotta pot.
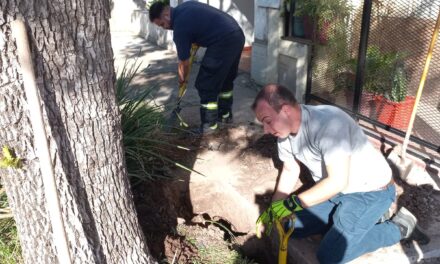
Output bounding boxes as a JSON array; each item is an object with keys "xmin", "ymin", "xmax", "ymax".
[
  {"xmin": 317, "ymin": 20, "xmax": 330, "ymax": 44},
  {"xmin": 374, "ymin": 95, "xmax": 415, "ymax": 130},
  {"xmin": 302, "ymin": 16, "xmax": 314, "ymax": 40},
  {"xmin": 301, "ymin": 16, "xmax": 330, "ymax": 44},
  {"xmin": 359, "ymin": 92, "xmax": 376, "ymax": 117},
  {"xmin": 343, "ymin": 90, "xmax": 376, "ymax": 117},
  {"xmin": 344, "ymin": 90, "xmax": 354, "ymax": 107}
]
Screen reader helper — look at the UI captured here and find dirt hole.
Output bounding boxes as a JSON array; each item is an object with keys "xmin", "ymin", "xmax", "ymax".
[{"xmin": 133, "ymin": 179, "xmax": 270, "ymax": 263}]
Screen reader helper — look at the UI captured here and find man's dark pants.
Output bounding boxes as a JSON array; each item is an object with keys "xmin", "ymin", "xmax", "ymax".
[{"xmin": 195, "ymin": 29, "xmax": 245, "ymax": 126}]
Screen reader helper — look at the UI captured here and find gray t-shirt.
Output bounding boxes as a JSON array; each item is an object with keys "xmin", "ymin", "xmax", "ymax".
[{"xmin": 278, "ymin": 105, "xmax": 392, "ymax": 193}]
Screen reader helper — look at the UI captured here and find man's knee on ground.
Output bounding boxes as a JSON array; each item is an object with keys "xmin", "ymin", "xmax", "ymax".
[{"xmin": 316, "ymin": 241, "xmax": 347, "ymax": 264}]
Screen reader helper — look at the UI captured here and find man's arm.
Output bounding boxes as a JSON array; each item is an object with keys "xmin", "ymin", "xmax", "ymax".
[
  {"xmin": 297, "ymin": 155, "xmax": 350, "ymax": 208},
  {"xmin": 178, "ymin": 59, "xmax": 190, "ymax": 85},
  {"xmin": 256, "ymin": 160, "xmax": 300, "ymax": 237},
  {"xmin": 272, "ymin": 160, "xmax": 301, "ymax": 202}
]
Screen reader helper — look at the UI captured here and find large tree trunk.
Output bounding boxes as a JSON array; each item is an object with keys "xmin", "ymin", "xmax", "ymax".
[{"xmin": 0, "ymin": 0, "xmax": 155, "ymax": 263}]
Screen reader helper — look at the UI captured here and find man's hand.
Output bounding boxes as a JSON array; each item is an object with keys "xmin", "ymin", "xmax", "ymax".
[
  {"xmin": 256, "ymin": 206, "xmax": 274, "ymax": 238},
  {"xmin": 178, "ymin": 59, "xmax": 190, "ymax": 86},
  {"xmin": 256, "ymin": 194, "xmax": 303, "ymax": 238},
  {"xmin": 272, "ymin": 194, "xmax": 303, "ymax": 218}
]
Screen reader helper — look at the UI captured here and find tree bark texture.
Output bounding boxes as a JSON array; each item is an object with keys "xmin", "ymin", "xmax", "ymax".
[{"xmin": 0, "ymin": 0, "xmax": 155, "ymax": 263}]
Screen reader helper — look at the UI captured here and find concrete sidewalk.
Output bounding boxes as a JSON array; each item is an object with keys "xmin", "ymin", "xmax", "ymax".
[{"xmin": 111, "ymin": 32, "xmax": 440, "ymax": 264}]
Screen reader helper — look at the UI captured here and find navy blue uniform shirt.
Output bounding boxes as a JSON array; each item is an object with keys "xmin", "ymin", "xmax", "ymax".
[{"xmin": 170, "ymin": 1, "xmax": 241, "ymax": 61}]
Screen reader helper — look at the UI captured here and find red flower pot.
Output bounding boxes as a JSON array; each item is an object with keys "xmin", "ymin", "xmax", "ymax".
[
  {"xmin": 374, "ymin": 95, "xmax": 415, "ymax": 130},
  {"xmin": 302, "ymin": 16, "xmax": 330, "ymax": 44}
]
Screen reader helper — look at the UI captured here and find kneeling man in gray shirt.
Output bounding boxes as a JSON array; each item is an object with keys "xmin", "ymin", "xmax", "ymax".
[{"xmin": 253, "ymin": 84, "xmax": 429, "ymax": 263}]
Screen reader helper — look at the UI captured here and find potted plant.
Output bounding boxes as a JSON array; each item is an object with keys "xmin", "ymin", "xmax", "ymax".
[
  {"xmin": 374, "ymin": 58, "xmax": 414, "ymax": 130},
  {"xmin": 292, "ymin": 0, "xmax": 352, "ymax": 43},
  {"xmin": 283, "ymin": 0, "xmax": 305, "ymax": 37},
  {"xmin": 359, "ymin": 46, "xmax": 413, "ymax": 130},
  {"xmin": 359, "ymin": 46, "xmax": 397, "ymax": 117},
  {"xmin": 363, "ymin": 47, "xmax": 413, "ymax": 129},
  {"xmin": 331, "ymin": 58, "xmax": 378, "ymax": 115},
  {"xmin": 331, "ymin": 46, "xmax": 414, "ymax": 125}
]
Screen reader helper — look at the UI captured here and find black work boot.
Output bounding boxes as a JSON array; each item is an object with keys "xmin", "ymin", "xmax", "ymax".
[
  {"xmin": 191, "ymin": 123, "xmax": 218, "ymax": 136},
  {"xmin": 218, "ymin": 90, "xmax": 233, "ymax": 124},
  {"xmin": 195, "ymin": 105, "xmax": 218, "ymax": 136},
  {"xmin": 218, "ymin": 111, "xmax": 233, "ymax": 124},
  {"xmin": 391, "ymin": 207, "xmax": 430, "ymax": 245}
]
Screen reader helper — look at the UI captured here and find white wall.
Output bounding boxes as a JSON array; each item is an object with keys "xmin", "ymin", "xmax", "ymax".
[
  {"xmin": 138, "ymin": 0, "xmax": 254, "ymax": 50},
  {"xmin": 181, "ymin": 0, "xmax": 254, "ymax": 46},
  {"xmin": 251, "ymin": 0, "xmax": 310, "ymax": 102},
  {"xmin": 110, "ymin": 0, "xmax": 143, "ymax": 33}
]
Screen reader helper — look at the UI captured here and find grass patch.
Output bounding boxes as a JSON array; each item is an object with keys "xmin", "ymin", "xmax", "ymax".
[
  {"xmin": 0, "ymin": 188, "xmax": 22, "ymax": 263},
  {"xmin": 195, "ymin": 246, "xmax": 257, "ymax": 264},
  {"xmin": 177, "ymin": 223, "xmax": 257, "ymax": 264}
]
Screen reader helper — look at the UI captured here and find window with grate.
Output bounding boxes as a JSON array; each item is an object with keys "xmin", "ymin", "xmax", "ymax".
[{"xmin": 282, "ymin": 0, "xmax": 352, "ymax": 42}]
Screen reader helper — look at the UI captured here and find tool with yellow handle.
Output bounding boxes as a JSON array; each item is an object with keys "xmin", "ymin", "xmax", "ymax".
[
  {"xmin": 401, "ymin": 9, "xmax": 440, "ymax": 159},
  {"xmin": 275, "ymin": 214, "xmax": 296, "ymax": 264},
  {"xmin": 169, "ymin": 44, "xmax": 199, "ymax": 129}
]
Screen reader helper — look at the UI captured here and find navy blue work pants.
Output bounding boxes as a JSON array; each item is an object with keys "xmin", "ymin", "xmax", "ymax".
[{"xmin": 195, "ymin": 29, "xmax": 245, "ymax": 124}]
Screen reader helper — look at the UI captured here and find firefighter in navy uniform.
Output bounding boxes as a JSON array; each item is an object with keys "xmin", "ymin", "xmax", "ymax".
[{"xmin": 149, "ymin": 1, "xmax": 245, "ymax": 135}]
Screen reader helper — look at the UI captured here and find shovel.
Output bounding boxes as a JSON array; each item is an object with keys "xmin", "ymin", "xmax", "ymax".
[
  {"xmin": 166, "ymin": 44, "xmax": 199, "ymax": 130},
  {"xmin": 275, "ymin": 214, "xmax": 296, "ymax": 264}
]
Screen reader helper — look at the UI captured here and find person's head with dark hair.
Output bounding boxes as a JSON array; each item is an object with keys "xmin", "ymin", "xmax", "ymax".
[
  {"xmin": 149, "ymin": 1, "xmax": 172, "ymax": 29},
  {"xmin": 251, "ymin": 83, "xmax": 298, "ymax": 112},
  {"xmin": 252, "ymin": 84, "xmax": 301, "ymax": 138}
]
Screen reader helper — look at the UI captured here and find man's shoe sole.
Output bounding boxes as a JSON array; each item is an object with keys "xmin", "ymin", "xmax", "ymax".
[
  {"xmin": 392, "ymin": 207, "xmax": 417, "ymax": 239},
  {"xmin": 393, "ymin": 207, "xmax": 430, "ymax": 244},
  {"xmin": 409, "ymin": 225, "xmax": 431, "ymax": 245}
]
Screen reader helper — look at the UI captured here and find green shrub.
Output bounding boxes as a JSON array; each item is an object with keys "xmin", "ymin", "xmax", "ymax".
[
  {"xmin": 332, "ymin": 46, "xmax": 408, "ymax": 102},
  {"xmin": 362, "ymin": 46, "xmax": 408, "ymax": 102},
  {"xmin": 293, "ymin": 0, "xmax": 352, "ymax": 27},
  {"xmin": 117, "ymin": 61, "xmax": 199, "ymax": 185}
]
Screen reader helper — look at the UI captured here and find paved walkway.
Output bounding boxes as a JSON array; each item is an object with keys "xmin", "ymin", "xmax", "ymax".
[{"xmin": 111, "ymin": 31, "xmax": 440, "ymax": 264}]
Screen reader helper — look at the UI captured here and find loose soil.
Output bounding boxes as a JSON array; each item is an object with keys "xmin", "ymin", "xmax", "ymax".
[{"xmin": 132, "ymin": 125, "xmax": 277, "ymax": 263}]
